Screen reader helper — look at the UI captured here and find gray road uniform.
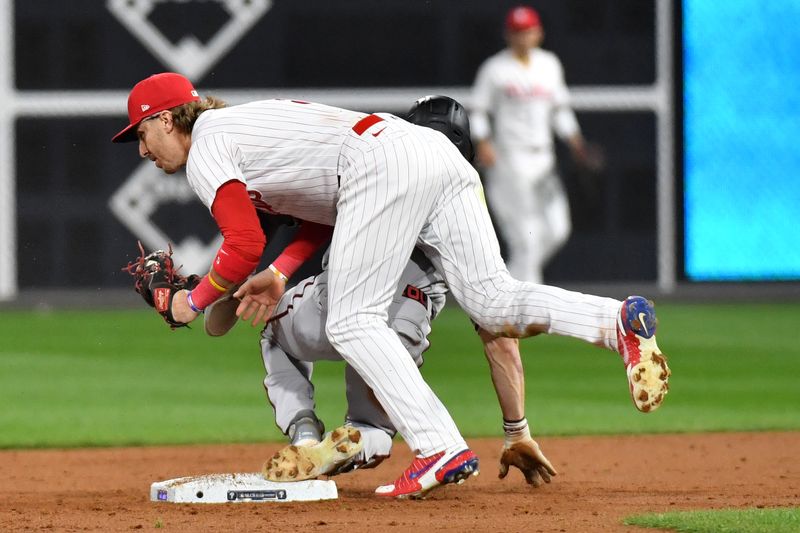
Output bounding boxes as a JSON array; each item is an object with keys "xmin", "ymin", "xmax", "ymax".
[{"xmin": 261, "ymin": 248, "xmax": 447, "ymax": 464}]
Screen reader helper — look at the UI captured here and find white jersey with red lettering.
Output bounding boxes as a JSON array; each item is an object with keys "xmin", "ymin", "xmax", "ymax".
[
  {"xmin": 471, "ymin": 47, "xmax": 579, "ymax": 150},
  {"xmin": 470, "ymin": 47, "xmax": 579, "ymax": 283},
  {"xmin": 184, "ymin": 99, "xmax": 621, "ymax": 458}
]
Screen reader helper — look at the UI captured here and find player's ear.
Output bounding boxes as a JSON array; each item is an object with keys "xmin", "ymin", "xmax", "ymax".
[{"xmin": 160, "ymin": 110, "xmax": 175, "ymax": 133}]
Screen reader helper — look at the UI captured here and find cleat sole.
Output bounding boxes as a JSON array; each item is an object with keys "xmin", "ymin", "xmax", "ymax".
[
  {"xmin": 627, "ymin": 336, "xmax": 671, "ymax": 413},
  {"xmin": 263, "ymin": 426, "xmax": 363, "ymax": 481}
]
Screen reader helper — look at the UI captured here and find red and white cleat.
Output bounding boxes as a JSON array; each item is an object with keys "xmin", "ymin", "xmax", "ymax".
[
  {"xmin": 617, "ymin": 296, "xmax": 671, "ymax": 413},
  {"xmin": 375, "ymin": 448, "xmax": 479, "ymax": 499}
]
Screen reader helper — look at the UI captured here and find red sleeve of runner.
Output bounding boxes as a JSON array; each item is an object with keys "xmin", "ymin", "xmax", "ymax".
[
  {"xmin": 209, "ymin": 180, "xmax": 265, "ymax": 282},
  {"xmin": 271, "ymin": 221, "xmax": 333, "ymax": 279}
]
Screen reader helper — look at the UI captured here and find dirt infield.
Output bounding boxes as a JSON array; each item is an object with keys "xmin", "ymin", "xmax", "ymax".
[{"xmin": 1, "ymin": 432, "xmax": 798, "ymax": 532}]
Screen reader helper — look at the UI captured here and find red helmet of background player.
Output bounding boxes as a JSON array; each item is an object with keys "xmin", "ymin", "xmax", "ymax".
[
  {"xmin": 112, "ymin": 72, "xmax": 201, "ymax": 143},
  {"xmin": 505, "ymin": 6, "xmax": 541, "ymax": 32}
]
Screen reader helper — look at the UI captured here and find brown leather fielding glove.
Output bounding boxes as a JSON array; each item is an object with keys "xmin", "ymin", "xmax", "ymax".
[{"xmin": 123, "ymin": 242, "xmax": 200, "ymax": 329}]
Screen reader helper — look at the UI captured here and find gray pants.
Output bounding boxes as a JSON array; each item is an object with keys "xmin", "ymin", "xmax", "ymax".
[{"xmin": 261, "ymin": 259, "xmax": 436, "ymax": 461}]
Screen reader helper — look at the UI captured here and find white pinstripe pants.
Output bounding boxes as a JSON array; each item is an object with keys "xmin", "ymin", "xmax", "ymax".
[
  {"xmin": 485, "ymin": 148, "xmax": 572, "ymax": 284},
  {"xmin": 326, "ymin": 115, "xmax": 620, "ymax": 456}
]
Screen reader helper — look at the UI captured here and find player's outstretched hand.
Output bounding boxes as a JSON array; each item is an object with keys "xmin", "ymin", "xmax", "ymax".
[
  {"xmin": 499, "ymin": 420, "xmax": 557, "ymax": 487},
  {"xmin": 233, "ymin": 268, "xmax": 286, "ymax": 326}
]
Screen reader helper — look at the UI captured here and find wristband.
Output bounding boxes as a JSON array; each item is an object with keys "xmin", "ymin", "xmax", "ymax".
[
  {"xmin": 207, "ymin": 274, "xmax": 227, "ymax": 292},
  {"xmin": 503, "ymin": 417, "xmax": 531, "ymax": 444},
  {"xmin": 189, "ymin": 275, "xmax": 227, "ymax": 310},
  {"xmin": 186, "ymin": 291, "xmax": 202, "ymax": 313},
  {"xmin": 268, "ymin": 264, "xmax": 289, "ymax": 282},
  {"xmin": 503, "ymin": 417, "xmax": 527, "ymax": 431}
]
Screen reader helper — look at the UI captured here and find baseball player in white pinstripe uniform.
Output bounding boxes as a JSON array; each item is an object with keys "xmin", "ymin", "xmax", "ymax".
[
  {"xmin": 113, "ymin": 73, "xmax": 670, "ymax": 499},
  {"xmin": 259, "ymin": 247, "xmax": 447, "ymax": 476},
  {"xmin": 252, "ymin": 246, "xmax": 555, "ymax": 487},
  {"xmin": 471, "ymin": 5, "xmax": 604, "ymax": 283},
  {"xmin": 240, "ymin": 98, "xmax": 555, "ymax": 487}
]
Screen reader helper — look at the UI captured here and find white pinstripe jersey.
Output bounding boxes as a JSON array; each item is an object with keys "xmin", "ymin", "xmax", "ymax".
[
  {"xmin": 319, "ymin": 248, "xmax": 449, "ymax": 320},
  {"xmin": 470, "ymin": 48, "xmax": 580, "ymax": 149},
  {"xmin": 186, "ymin": 100, "xmax": 365, "ymax": 225}
]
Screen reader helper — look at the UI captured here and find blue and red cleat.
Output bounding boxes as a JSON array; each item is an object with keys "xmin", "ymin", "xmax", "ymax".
[
  {"xmin": 375, "ymin": 448, "xmax": 479, "ymax": 499},
  {"xmin": 617, "ymin": 296, "xmax": 671, "ymax": 413}
]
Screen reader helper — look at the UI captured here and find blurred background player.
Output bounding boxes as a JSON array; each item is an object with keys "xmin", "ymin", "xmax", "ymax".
[{"xmin": 470, "ymin": 5, "xmax": 604, "ymax": 283}]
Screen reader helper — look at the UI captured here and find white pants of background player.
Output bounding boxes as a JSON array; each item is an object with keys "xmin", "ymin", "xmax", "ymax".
[
  {"xmin": 484, "ymin": 148, "xmax": 571, "ymax": 284},
  {"xmin": 327, "ymin": 116, "xmax": 619, "ymax": 458},
  {"xmin": 262, "ymin": 249, "xmax": 443, "ymax": 466}
]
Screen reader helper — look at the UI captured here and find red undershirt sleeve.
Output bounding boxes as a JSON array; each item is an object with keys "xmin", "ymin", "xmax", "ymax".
[
  {"xmin": 272, "ymin": 221, "xmax": 333, "ymax": 279},
  {"xmin": 189, "ymin": 180, "xmax": 266, "ymax": 311},
  {"xmin": 210, "ymin": 179, "xmax": 266, "ymax": 280},
  {"xmin": 190, "ymin": 181, "xmax": 330, "ymax": 310}
]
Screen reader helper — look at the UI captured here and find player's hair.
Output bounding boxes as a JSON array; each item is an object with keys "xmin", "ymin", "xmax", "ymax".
[{"xmin": 169, "ymin": 96, "xmax": 227, "ymax": 135}]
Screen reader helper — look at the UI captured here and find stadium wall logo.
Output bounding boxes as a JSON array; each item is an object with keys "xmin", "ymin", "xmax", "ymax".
[
  {"xmin": 107, "ymin": 0, "xmax": 272, "ymax": 80},
  {"xmin": 107, "ymin": 0, "xmax": 270, "ymax": 271},
  {"xmin": 109, "ymin": 163, "xmax": 222, "ymax": 273}
]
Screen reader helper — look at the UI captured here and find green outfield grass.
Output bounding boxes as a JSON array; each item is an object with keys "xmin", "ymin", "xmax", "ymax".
[
  {"xmin": 0, "ymin": 302, "xmax": 798, "ymax": 448},
  {"xmin": 624, "ymin": 507, "xmax": 800, "ymax": 533}
]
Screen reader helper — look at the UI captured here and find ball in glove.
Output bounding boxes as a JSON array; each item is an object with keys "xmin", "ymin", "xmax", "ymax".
[{"xmin": 123, "ymin": 242, "xmax": 200, "ymax": 329}]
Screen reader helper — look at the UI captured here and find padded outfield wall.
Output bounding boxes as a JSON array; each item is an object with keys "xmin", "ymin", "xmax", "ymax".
[{"xmin": 2, "ymin": 0, "xmax": 677, "ymax": 300}]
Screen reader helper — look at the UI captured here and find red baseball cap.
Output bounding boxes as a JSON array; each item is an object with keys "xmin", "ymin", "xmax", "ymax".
[
  {"xmin": 112, "ymin": 72, "xmax": 201, "ymax": 143},
  {"xmin": 505, "ymin": 6, "xmax": 541, "ymax": 32}
]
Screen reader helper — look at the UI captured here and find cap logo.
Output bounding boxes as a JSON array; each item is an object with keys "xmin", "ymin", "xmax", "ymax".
[
  {"xmin": 140, "ymin": 104, "xmax": 151, "ymax": 112},
  {"xmin": 190, "ymin": 90, "xmax": 199, "ymax": 97}
]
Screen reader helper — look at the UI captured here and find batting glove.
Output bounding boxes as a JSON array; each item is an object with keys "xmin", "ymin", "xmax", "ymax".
[{"xmin": 499, "ymin": 418, "xmax": 557, "ymax": 487}]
